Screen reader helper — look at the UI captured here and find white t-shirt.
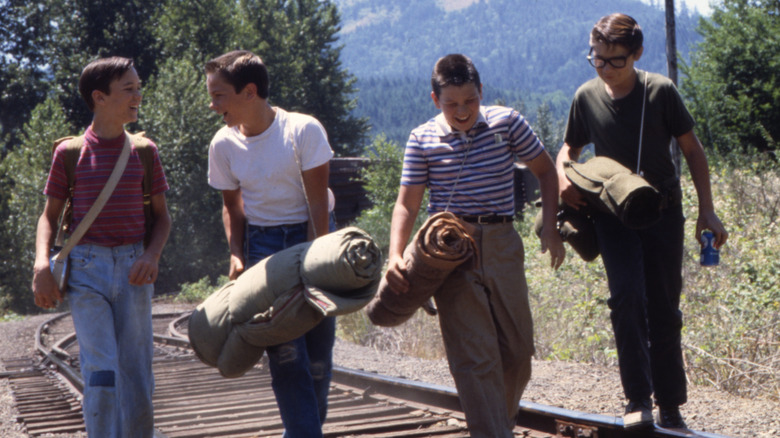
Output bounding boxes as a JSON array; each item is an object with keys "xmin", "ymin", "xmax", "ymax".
[{"xmin": 208, "ymin": 107, "xmax": 334, "ymax": 226}]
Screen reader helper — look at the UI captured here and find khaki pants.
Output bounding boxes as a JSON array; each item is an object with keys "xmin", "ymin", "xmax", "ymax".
[{"xmin": 434, "ymin": 222, "xmax": 534, "ymax": 438}]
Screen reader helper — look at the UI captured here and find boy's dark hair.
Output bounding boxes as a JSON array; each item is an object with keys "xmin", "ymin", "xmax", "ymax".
[
  {"xmin": 431, "ymin": 54, "xmax": 481, "ymax": 98},
  {"xmin": 590, "ymin": 13, "xmax": 643, "ymax": 54},
  {"xmin": 204, "ymin": 50, "xmax": 270, "ymax": 99},
  {"xmin": 79, "ymin": 57, "xmax": 135, "ymax": 111}
]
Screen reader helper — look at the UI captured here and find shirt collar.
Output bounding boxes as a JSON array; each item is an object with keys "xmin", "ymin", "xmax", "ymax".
[{"xmin": 433, "ymin": 106, "xmax": 489, "ymax": 137}]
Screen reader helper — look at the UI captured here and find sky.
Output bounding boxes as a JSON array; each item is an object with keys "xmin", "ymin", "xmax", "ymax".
[
  {"xmin": 437, "ymin": 0, "xmax": 717, "ymax": 16},
  {"xmin": 642, "ymin": 0, "xmax": 715, "ymax": 15},
  {"xmin": 684, "ymin": 0, "xmax": 715, "ymax": 15}
]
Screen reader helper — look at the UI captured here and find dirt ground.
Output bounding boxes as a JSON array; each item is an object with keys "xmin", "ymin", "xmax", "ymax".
[{"xmin": 1, "ymin": 305, "xmax": 778, "ymax": 438}]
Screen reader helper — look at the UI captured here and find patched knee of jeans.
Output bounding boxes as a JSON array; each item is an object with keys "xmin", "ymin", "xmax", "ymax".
[
  {"xmin": 274, "ymin": 344, "xmax": 299, "ymax": 365},
  {"xmin": 310, "ymin": 361, "xmax": 328, "ymax": 381},
  {"xmin": 89, "ymin": 370, "xmax": 115, "ymax": 387}
]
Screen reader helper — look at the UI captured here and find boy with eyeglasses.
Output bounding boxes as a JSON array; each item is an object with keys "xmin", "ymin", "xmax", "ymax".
[{"xmin": 556, "ymin": 13, "xmax": 727, "ymax": 430}]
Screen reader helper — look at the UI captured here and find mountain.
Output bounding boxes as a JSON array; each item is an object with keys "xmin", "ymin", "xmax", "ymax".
[{"xmin": 332, "ymin": 0, "xmax": 704, "ymax": 145}]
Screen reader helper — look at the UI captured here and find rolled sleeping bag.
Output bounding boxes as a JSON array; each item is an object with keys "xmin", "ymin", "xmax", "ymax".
[
  {"xmin": 564, "ymin": 156, "xmax": 663, "ymax": 229},
  {"xmin": 366, "ymin": 211, "xmax": 478, "ymax": 327},
  {"xmin": 188, "ymin": 226, "xmax": 382, "ymax": 377}
]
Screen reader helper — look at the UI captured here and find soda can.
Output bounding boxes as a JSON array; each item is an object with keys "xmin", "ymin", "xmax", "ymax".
[{"xmin": 700, "ymin": 230, "xmax": 719, "ymax": 266}]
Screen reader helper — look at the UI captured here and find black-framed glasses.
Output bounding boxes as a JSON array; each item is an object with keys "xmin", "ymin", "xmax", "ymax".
[{"xmin": 586, "ymin": 48, "xmax": 630, "ymax": 69}]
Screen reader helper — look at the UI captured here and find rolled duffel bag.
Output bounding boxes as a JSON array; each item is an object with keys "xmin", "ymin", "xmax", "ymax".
[
  {"xmin": 188, "ymin": 226, "xmax": 383, "ymax": 377},
  {"xmin": 563, "ymin": 156, "xmax": 663, "ymax": 229},
  {"xmin": 366, "ymin": 211, "xmax": 478, "ymax": 327},
  {"xmin": 534, "ymin": 202, "xmax": 599, "ymax": 262}
]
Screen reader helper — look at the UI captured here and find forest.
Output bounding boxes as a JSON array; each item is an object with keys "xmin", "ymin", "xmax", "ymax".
[
  {"xmin": 333, "ymin": 0, "xmax": 703, "ymax": 144},
  {"xmin": 0, "ymin": 0, "xmax": 778, "ymax": 403}
]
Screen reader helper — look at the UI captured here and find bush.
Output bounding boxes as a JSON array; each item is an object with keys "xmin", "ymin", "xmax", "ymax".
[
  {"xmin": 344, "ymin": 143, "xmax": 779, "ymax": 401},
  {"xmin": 175, "ymin": 275, "xmax": 230, "ymax": 303},
  {"xmin": 679, "ymin": 153, "xmax": 779, "ymax": 400}
]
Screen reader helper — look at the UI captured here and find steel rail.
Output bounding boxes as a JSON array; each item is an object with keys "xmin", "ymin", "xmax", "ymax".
[{"xmin": 17, "ymin": 311, "xmax": 736, "ymax": 438}]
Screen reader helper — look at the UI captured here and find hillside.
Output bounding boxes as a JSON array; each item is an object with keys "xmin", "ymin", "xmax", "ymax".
[{"xmin": 332, "ymin": 0, "xmax": 704, "ymax": 144}]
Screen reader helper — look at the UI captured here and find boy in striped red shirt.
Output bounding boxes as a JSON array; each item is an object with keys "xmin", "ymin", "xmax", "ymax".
[{"xmin": 32, "ymin": 56, "xmax": 171, "ymax": 438}]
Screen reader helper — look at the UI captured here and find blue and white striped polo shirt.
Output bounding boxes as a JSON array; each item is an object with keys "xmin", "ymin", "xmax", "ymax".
[{"xmin": 402, "ymin": 105, "xmax": 544, "ymax": 216}]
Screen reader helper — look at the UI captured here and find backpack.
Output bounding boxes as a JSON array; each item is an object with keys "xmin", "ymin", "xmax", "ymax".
[{"xmin": 52, "ymin": 131, "xmax": 156, "ymax": 247}]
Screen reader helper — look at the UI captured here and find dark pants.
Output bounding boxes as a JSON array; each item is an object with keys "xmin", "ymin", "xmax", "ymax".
[
  {"xmin": 245, "ymin": 220, "xmax": 336, "ymax": 438},
  {"xmin": 593, "ymin": 203, "xmax": 687, "ymax": 407}
]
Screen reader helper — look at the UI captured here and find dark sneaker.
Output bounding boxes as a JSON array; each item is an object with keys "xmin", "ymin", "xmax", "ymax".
[
  {"xmin": 657, "ymin": 405, "xmax": 687, "ymax": 429},
  {"xmin": 623, "ymin": 398, "xmax": 654, "ymax": 429}
]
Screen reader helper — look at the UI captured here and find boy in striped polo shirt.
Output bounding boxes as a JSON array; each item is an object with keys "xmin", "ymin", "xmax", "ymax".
[
  {"xmin": 33, "ymin": 57, "xmax": 171, "ymax": 437},
  {"xmin": 384, "ymin": 53, "xmax": 565, "ymax": 438}
]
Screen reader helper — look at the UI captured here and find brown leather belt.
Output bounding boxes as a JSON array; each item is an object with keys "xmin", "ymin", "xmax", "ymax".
[{"xmin": 458, "ymin": 215, "xmax": 514, "ymax": 224}]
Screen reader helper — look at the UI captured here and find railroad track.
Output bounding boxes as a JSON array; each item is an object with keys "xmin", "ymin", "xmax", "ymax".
[{"xmin": 1, "ymin": 310, "xmax": 731, "ymax": 438}]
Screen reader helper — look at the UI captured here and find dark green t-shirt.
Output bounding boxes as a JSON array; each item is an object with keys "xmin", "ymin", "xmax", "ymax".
[{"xmin": 564, "ymin": 70, "xmax": 694, "ymax": 188}]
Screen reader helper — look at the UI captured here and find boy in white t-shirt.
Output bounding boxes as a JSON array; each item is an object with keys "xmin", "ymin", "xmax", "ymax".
[{"xmin": 205, "ymin": 50, "xmax": 335, "ymax": 437}]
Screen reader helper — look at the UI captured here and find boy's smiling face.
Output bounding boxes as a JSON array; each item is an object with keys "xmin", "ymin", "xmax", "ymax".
[
  {"xmin": 95, "ymin": 67, "xmax": 141, "ymax": 126},
  {"xmin": 207, "ymin": 73, "xmax": 250, "ymax": 128},
  {"xmin": 432, "ymin": 83, "xmax": 483, "ymax": 132}
]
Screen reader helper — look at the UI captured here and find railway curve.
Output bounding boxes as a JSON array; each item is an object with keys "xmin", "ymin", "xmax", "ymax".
[{"xmin": 1, "ymin": 311, "xmax": 733, "ymax": 438}]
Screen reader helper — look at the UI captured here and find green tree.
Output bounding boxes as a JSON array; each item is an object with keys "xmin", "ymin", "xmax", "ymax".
[
  {"xmin": 682, "ymin": 0, "xmax": 780, "ymax": 154},
  {"xmin": 139, "ymin": 58, "xmax": 227, "ymax": 293},
  {"xmin": 153, "ymin": 0, "xmax": 245, "ymax": 64},
  {"xmin": 0, "ymin": 0, "xmax": 374, "ymax": 311},
  {"xmin": 239, "ymin": 0, "xmax": 368, "ymax": 155},
  {"xmin": 533, "ymin": 101, "xmax": 565, "ymax": 157},
  {"xmin": 42, "ymin": 0, "xmax": 161, "ymax": 130},
  {"xmin": 0, "ymin": 0, "xmax": 52, "ymax": 147},
  {"xmin": 353, "ymin": 135, "xmax": 426, "ymax": 253},
  {"xmin": 0, "ymin": 98, "xmax": 72, "ymax": 313}
]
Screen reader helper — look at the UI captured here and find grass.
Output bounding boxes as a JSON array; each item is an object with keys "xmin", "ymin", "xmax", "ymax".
[
  {"xmin": 338, "ymin": 155, "xmax": 780, "ymax": 402},
  {"xmin": 175, "ymin": 154, "xmax": 779, "ymax": 402}
]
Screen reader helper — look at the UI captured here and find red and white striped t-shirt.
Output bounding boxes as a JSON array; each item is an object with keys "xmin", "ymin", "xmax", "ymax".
[{"xmin": 44, "ymin": 127, "xmax": 169, "ymax": 247}]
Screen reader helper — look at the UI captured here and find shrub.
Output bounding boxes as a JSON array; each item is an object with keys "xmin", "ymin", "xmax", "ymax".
[
  {"xmin": 175, "ymin": 275, "xmax": 230, "ymax": 303},
  {"xmin": 680, "ymin": 153, "xmax": 779, "ymax": 400},
  {"xmin": 343, "ymin": 144, "xmax": 779, "ymax": 401}
]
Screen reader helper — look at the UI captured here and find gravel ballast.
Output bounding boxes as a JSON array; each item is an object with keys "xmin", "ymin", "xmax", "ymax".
[{"xmin": 1, "ymin": 305, "xmax": 778, "ymax": 438}]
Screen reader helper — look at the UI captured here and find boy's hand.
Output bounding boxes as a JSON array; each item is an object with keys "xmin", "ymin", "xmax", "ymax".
[
  {"xmin": 228, "ymin": 254, "xmax": 244, "ymax": 280},
  {"xmin": 540, "ymin": 226, "xmax": 566, "ymax": 270},
  {"xmin": 384, "ymin": 255, "xmax": 409, "ymax": 294},
  {"xmin": 559, "ymin": 177, "xmax": 587, "ymax": 210},
  {"xmin": 128, "ymin": 252, "xmax": 159, "ymax": 285},
  {"xmin": 32, "ymin": 264, "xmax": 63, "ymax": 309},
  {"xmin": 696, "ymin": 210, "xmax": 728, "ymax": 249}
]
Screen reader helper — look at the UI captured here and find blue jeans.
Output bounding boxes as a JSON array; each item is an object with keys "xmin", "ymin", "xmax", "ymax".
[
  {"xmin": 593, "ymin": 204, "xmax": 687, "ymax": 407},
  {"xmin": 245, "ymin": 220, "xmax": 336, "ymax": 438},
  {"xmin": 67, "ymin": 242, "xmax": 154, "ymax": 438}
]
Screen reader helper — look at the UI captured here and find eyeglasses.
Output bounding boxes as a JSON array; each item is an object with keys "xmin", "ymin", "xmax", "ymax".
[{"xmin": 586, "ymin": 49, "xmax": 631, "ymax": 69}]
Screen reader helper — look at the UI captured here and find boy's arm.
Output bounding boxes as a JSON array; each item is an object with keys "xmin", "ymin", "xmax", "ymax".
[
  {"xmin": 555, "ymin": 142, "xmax": 587, "ymax": 210},
  {"xmin": 677, "ymin": 130, "xmax": 728, "ymax": 248},
  {"xmin": 526, "ymin": 151, "xmax": 566, "ymax": 270},
  {"xmin": 222, "ymin": 188, "xmax": 246, "ymax": 280},
  {"xmin": 32, "ymin": 197, "xmax": 66, "ymax": 309},
  {"xmin": 129, "ymin": 193, "xmax": 171, "ymax": 285},
  {"xmin": 301, "ymin": 162, "xmax": 330, "ymax": 240},
  {"xmin": 384, "ymin": 184, "xmax": 426, "ymax": 294}
]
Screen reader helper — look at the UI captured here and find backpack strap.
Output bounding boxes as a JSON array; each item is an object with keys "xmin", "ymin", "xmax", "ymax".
[
  {"xmin": 128, "ymin": 131, "xmax": 156, "ymax": 247},
  {"xmin": 51, "ymin": 135, "xmax": 86, "ymax": 247},
  {"xmin": 52, "ymin": 132, "xmax": 157, "ymax": 248},
  {"xmin": 52, "ymin": 135, "xmax": 86, "ymax": 197}
]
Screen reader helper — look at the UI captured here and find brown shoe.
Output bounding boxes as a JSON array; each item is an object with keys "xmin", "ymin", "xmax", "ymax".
[{"xmin": 623, "ymin": 398, "xmax": 653, "ymax": 429}]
